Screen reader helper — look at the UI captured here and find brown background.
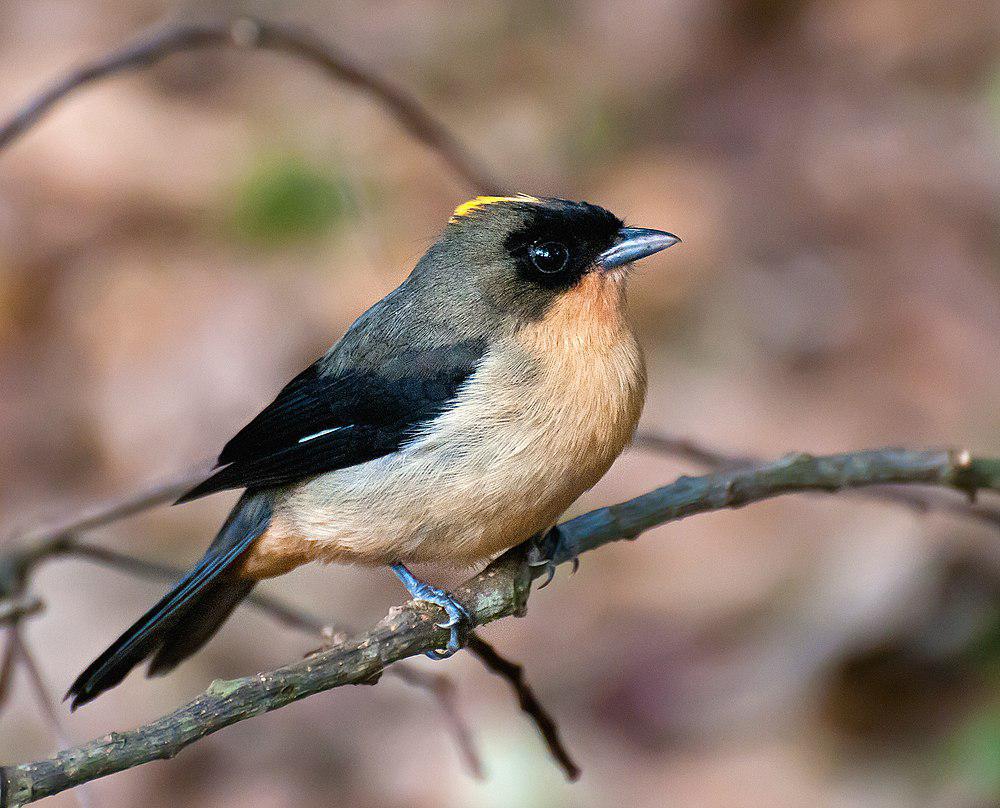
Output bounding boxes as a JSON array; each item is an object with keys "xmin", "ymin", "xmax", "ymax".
[{"xmin": 1, "ymin": 1, "xmax": 999, "ymax": 806}]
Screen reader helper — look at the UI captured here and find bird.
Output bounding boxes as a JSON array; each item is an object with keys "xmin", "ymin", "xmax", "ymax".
[{"xmin": 66, "ymin": 194, "xmax": 679, "ymax": 709}]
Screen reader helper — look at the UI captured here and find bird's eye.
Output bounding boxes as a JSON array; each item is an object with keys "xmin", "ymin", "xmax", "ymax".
[{"xmin": 528, "ymin": 241, "xmax": 569, "ymax": 274}]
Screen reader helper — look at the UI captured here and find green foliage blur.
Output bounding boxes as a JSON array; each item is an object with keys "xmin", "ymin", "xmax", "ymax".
[{"xmin": 229, "ymin": 155, "xmax": 352, "ymax": 246}]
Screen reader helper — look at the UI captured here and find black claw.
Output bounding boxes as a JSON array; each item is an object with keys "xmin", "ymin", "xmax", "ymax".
[
  {"xmin": 527, "ymin": 527, "xmax": 579, "ymax": 590},
  {"xmin": 537, "ymin": 563, "xmax": 556, "ymax": 589}
]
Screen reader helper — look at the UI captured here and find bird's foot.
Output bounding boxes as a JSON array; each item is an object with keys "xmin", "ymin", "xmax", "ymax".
[
  {"xmin": 391, "ymin": 563, "xmax": 470, "ymax": 659},
  {"xmin": 526, "ymin": 526, "xmax": 579, "ymax": 589}
]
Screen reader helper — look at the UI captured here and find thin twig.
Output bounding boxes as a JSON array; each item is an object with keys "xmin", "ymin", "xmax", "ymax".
[
  {"xmin": 548, "ymin": 448, "xmax": 998, "ymax": 564},
  {"xmin": 0, "ymin": 18, "xmax": 501, "ymax": 192},
  {"xmin": 0, "ymin": 631, "xmax": 16, "ymax": 711},
  {"xmin": 8, "ymin": 633, "xmax": 94, "ymax": 808},
  {"xmin": 633, "ymin": 431, "xmax": 1000, "ymax": 529},
  {"xmin": 632, "ymin": 431, "xmax": 754, "ymax": 468},
  {"xmin": 467, "ymin": 634, "xmax": 579, "ymax": 780},
  {"xmin": 3, "ymin": 448, "xmax": 998, "ymax": 804},
  {"xmin": 11, "ymin": 462, "xmax": 214, "ymax": 549},
  {"xmin": 0, "ymin": 599, "xmax": 43, "ymax": 628},
  {"xmin": 851, "ymin": 484, "xmax": 1000, "ymax": 528},
  {"xmin": 389, "ymin": 665, "xmax": 485, "ymax": 779},
  {"xmin": 57, "ymin": 541, "xmax": 333, "ymax": 637}
]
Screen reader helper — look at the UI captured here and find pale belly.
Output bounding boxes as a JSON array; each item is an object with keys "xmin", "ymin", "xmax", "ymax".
[{"xmin": 267, "ymin": 428, "xmax": 620, "ymax": 568}]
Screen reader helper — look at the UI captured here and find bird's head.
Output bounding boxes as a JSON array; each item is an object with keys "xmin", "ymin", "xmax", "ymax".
[{"xmin": 416, "ymin": 195, "xmax": 679, "ymax": 325}]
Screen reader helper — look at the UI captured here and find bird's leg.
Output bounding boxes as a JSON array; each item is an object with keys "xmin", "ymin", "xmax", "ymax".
[
  {"xmin": 526, "ymin": 525, "xmax": 579, "ymax": 589},
  {"xmin": 390, "ymin": 563, "xmax": 470, "ymax": 659}
]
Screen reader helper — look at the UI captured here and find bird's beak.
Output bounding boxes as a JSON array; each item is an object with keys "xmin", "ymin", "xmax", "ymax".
[{"xmin": 597, "ymin": 227, "xmax": 681, "ymax": 271}]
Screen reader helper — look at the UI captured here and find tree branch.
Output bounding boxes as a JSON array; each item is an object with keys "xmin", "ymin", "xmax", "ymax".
[
  {"xmin": 0, "ymin": 599, "xmax": 43, "ymax": 628},
  {"xmin": 28, "ymin": 541, "xmax": 491, "ymax": 779},
  {"xmin": 63, "ymin": 543, "xmax": 579, "ymax": 780},
  {"xmin": 0, "ymin": 18, "xmax": 502, "ymax": 193},
  {"xmin": 2, "ymin": 447, "xmax": 997, "ymax": 805},
  {"xmin": 547, "ymin": 448, "xmax": 996, "ymax": 564},
  {"xmin": 632, "ymin": 433, "xmax": 1000, "ymax": 529},
  {"xmin": 3, "ymin": 533, "xmax": 565, "ymax": 782},
  {"xmin": 7, "ymin": 633, "xmax": 95, "ymax": 808},
  {"xmin": 466, "ymin": 635, "xmax": 580, "ymax": 780},
  {"xmin": 8, "ymin": 463, "xmax": 214, "ymax": 552},
  {"xmin": 0, "ymin": 632, "xmax": 17, "ymax": 711},
  {"xmin": 52, "ymin": 540, "xmax": 335, "ymax": 638},
  {"xmin": 632, "ymin": 431, "xmax": 754, "ymax": 468}
]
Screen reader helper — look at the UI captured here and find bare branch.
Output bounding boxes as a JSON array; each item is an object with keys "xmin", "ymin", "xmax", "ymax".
[
  {"xmin": 389, "ymin": 665, "xmax": 484, "ymax": 779},
  {"xmin": 7, "ymin": 633, "xmax": 94, "ymax": 808},
  {"xmin": 2, "ymin": 448, "xmax": 998, "ymax": 805},
  {"xmin": 0, "ymin": 599, "xmax": 43, "ymax": 628},
  {"xmin": 549, "ymin": 447, "xmax": 998, "ymax": 565},
  {"xmin": 856, "ymin": 484, "xmax": 1000, "ymax": 528},
  {"xmin": 467, "ymin": 634, "xmax": 579, "ymax": 780},
  {"xmin": 9, "ymin": 635, "xmax": 63, "ymax": 744},
  {"xmin": 0, "ymin": 631, "xmax": 16, "ymax": 712},
  {"xmin": 632, "ymin": 431, "xmax": 754, "ymax": 468},
  {"xmin": 10, "ymin": 462, "xmax": 214, "ymax": 550},
  {"xmin": 0, "ymin": 528, "xmax": 489, "ymax": 784},
  {"xmin": 53, "ymin": 540, "xmax": 333, "ymax": 637},
  {"xmin": 0, "ymin": 18, "xmax": 501, "ymax": 193},
  {"xmin": 0, "ymin": 548, "xmax": 531, "ymax": 808},
  {"xmin": 633, "ymin": 432, "xmax": 1000, "ymax": 529},
  {"xmin": 55, "ymin": 540, "xmax": 487, "ymax": 778}
]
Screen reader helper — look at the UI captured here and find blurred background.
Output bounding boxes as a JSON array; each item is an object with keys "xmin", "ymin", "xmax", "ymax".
[{"xmin": 1, "ymin": 1, "xmax": 999, "ymax": 806}]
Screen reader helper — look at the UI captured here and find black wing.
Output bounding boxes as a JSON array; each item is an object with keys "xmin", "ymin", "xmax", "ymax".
[{"xmin": 176, "ymin": 339, "xmax": 485, "ymax": 503}]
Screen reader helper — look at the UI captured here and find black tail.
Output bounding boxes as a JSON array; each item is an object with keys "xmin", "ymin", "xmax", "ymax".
[{"xmin": 66, "ymin": 493, "xmax": 272, "ymax": 710}]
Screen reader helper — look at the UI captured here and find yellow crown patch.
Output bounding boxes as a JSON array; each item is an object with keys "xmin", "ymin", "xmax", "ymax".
[{"xmin": 450, "ymin": 194, "xmax": 540, "ymax": 223}]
